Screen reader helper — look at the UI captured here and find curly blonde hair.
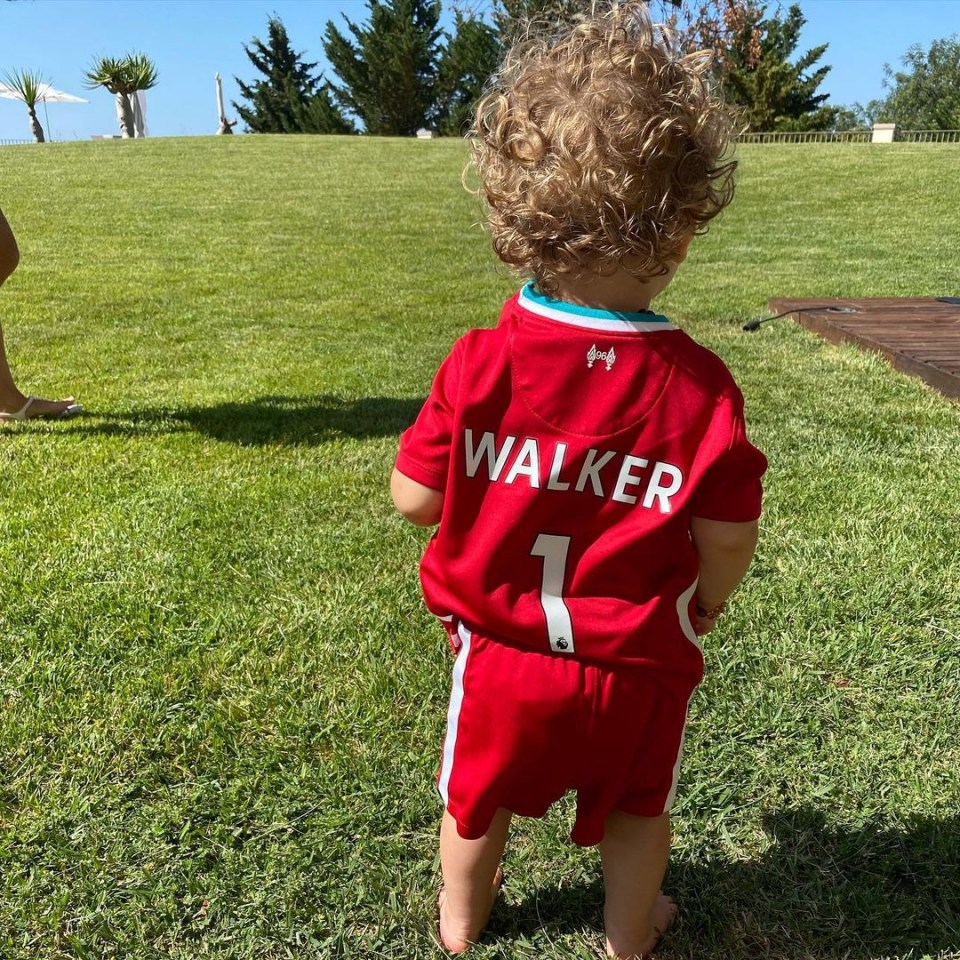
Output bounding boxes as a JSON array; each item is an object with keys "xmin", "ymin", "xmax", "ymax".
[{"xmin": 471, "ymin": 2, "xmax": 736, "ymax": 294}]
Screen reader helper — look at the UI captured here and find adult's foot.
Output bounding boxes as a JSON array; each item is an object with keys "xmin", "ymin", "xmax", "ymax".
[{"xmin": 0, "ymin": 396, "xmax": 81, "ymax": 421}]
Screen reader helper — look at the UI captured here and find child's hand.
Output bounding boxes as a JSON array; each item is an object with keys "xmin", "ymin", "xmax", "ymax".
[
  {"xmin": 693, "ymin": 597, "xmax": 726, "ymax": 636},
  {"xmin": 694, "ymin": 614, "xmax": 718, "ymax": 636}
]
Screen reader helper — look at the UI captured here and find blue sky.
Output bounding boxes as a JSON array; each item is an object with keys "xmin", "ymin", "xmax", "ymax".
[{"xmin": 1, "ymin": 0, "xmax": 958, "ymax": 142}]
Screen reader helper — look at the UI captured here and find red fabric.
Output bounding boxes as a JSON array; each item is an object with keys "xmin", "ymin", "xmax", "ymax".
[
  {"xmin": 396, "ymin": 289, "xmax": 767, "ymax": 695},
  {"xmin": 439, "ymin": 629, "xmax": 690, "ymax": 847}
]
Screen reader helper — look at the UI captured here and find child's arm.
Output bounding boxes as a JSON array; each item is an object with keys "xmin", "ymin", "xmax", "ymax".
[
  {"xmin": 689, "ymin": 516, "xmax": 759, "ymax": 635},
  {"xmin": 0, "ymin": 209, "xmax": 20, "ymax": 286},
  {"xmin": 391, "ymin": 468, "xmax": 444, "ymax": 527}
]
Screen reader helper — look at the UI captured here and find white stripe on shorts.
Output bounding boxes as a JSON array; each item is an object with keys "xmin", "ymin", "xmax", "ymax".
[
  {"xmin": 437, "ymin": 623, "xmax": 472, "ymax": 806},
  {"xmin": 663, "ymin": 577, "xmax": 702, "ymax": 811}
]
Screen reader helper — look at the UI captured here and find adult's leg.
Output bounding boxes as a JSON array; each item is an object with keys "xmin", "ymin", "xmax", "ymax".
[
  {"xmin": 0, "ymin": 324, "xmax": 77, "ymax": 418},
  {"xmin": 438, "ymin": 807, "xmax": 511, "ymax": 952},
  {"xmin": 0, "ymin": 323, "xmax": 26, "ymax": 409},
  {"xmin": 599, "ymin": 810, "xmax": 675, "ymax": 959},
  {"xmin": 0, "ymin": 211, "xmax": 77, "ymax": 418}
]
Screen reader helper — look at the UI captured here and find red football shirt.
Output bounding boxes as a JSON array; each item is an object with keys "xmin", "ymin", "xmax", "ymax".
[{"xmin": 396, "ymin": 284, "xmax": 767, "ymax": 695}]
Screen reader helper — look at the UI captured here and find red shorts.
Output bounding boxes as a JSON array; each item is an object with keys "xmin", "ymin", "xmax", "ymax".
[{"xmin": 437, "ymin": 624, "xmax": 695, "ymax": 847}]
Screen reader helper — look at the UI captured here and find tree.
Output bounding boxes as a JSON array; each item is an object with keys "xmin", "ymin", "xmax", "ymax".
[
  {"xmin": 807, "ymin": 104, "xmax": 863, "ymax": 132},
  {"xmin": 435, "ymin": 11, "xmax": 500, "ymax": 136},
  {"xmin": 299, "ymin": 88, "xmax": 357, "ymax": 134},
  {"xmin": 866, "ymin": 35, "xmax": 960, "ymax": 130},
  {"xmin": 234, "ymin": 16, "xmax": 354, "ymax": 134},
  {"xmin": 85, "ymin": 52, "xmax": 158, "ymax": 138},
  {"xmin": 658, "ymin": 0, "xmax": 763, "ymax": 77},
  {"xmin": 323, "ymin": 0, "xmax": 444, "ymax": 135},
  {"xmin": 1, "ymin": 69, "xmax": 46, "ymax": 142},
  {"xmin": 488, "ymin": 1, "xmax": 761, "ymax": 104},
  {"xmin": 716, "ymin": 4, "xmax": 831, "ymax": 131},
  {"xmin": 489, "ymin": 0, "xmax": 593, "ymax": 46},
  {"xmin": 490, "ymin": 1, "xmax": 829, "ymax": 131}
]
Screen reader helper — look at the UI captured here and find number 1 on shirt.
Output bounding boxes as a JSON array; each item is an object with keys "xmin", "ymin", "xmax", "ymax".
[{"xmin": 531, "ymin": 533, "xmax": 575, "ymax": 653}]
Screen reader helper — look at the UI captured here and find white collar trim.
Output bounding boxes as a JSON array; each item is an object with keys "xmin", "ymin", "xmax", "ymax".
[{"xmin": 518, "ymin": 283, "xmax": 677, "ymax": 334}]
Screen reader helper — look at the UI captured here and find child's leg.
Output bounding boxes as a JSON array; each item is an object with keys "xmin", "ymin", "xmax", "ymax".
[
  {"xmin": 598, "ymin": 810, "xmax": 676, "ymax": 959},
  {"xmin": 438, "ymin": 807, "xmax": 512, "ymax": 953}
]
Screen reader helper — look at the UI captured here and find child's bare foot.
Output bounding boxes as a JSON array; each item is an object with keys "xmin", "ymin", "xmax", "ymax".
[
  {"xmin": 644, "ymin": 892, "xmax": 677, "ymax": 955},
  {"xmin": 607, "ymin": 892, "xmax": 677, "ymax": 959},
  {"xmin": 437, "ymin": 867, "xmax": 503, "ymax": 953}
]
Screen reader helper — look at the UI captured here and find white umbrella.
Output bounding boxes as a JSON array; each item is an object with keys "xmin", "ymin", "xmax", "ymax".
[
  {"xmin": 0, "ymin": 82, "xmax": 87, "ymax": 104},
  {"xmin": 0, "ymin": 82, "xmax": 87, "ymax": 141}
]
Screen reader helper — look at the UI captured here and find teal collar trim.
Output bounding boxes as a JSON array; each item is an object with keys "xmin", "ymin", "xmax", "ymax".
[{"xmin": 519, "ymin": 282, "xmax": 675, "ymax": 332}]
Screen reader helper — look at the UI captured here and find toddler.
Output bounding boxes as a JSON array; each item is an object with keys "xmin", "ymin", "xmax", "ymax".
[{"xmin": 392, "ymin": 4, "xmax": 766, "ymax": 956}]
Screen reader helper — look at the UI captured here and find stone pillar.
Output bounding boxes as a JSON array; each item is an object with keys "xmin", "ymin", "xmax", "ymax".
[{"xmin": 872, "ymin": 123, "xmax": 897, "ymax": 143}]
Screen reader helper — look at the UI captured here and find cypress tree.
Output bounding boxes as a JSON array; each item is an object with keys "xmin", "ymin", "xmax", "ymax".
[
  {"xmin": 235, "ymin": 16, "xmax": 353, "ymax": 134},
  {"xmin": 323, "ymin": 0, "xmax": 443, "ymax": 136},
  {"xmin": 722, "ymin": 4, "xmax": 832, "ymax": 131},
  {"xmin": 435, "ymin": 12, "xmax": 501, "ymax": 136}
]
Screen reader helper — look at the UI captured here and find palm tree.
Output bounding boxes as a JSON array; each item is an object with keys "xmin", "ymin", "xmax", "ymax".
[
  {"xmin": 125, "ymin": 53, "xmax": 158, "ymax": 136},
  {"xmin": 84, "ymin": 56, "xmax": 133, "ymax": 137},
  {"xmin": 84, "ymin": 52, "xmax": 158, "ymax": 138},
  {"xmin": 2, "ymin": 69, "xmax": 46, "ymax": 142}
]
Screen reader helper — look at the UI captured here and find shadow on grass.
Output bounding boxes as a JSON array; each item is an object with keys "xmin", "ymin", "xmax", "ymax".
[
  {"xmin": 491, "ymin": 808, "xmax": 959, "ymax": 958},
  {"xmin": 63, "ymin": 395, "xmax": 425, "ymax": 445}
]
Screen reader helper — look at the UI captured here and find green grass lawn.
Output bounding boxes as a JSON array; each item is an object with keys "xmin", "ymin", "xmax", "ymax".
[{"xmin": 1, "ymin": 136, "xmax": 958, "ymax": 959}]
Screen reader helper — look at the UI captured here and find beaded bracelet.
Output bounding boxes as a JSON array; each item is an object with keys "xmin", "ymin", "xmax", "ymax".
[{"xmin": 695, "ymin": 600, "xmax": 727, "ymax": 620}]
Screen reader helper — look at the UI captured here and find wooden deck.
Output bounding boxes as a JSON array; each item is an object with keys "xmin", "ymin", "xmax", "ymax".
[{"xmin": 767, "ymin": 297, "xmax": 960, "ymax": 401}]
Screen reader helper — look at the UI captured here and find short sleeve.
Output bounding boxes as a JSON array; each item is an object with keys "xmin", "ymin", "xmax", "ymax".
[
  {"xmin": 690, "ymin": 394, "xmax": 767, "ymax": 522},
  {"xmin": 394, "ymin": 343, "xmax": 462, "ymax": 493}
]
